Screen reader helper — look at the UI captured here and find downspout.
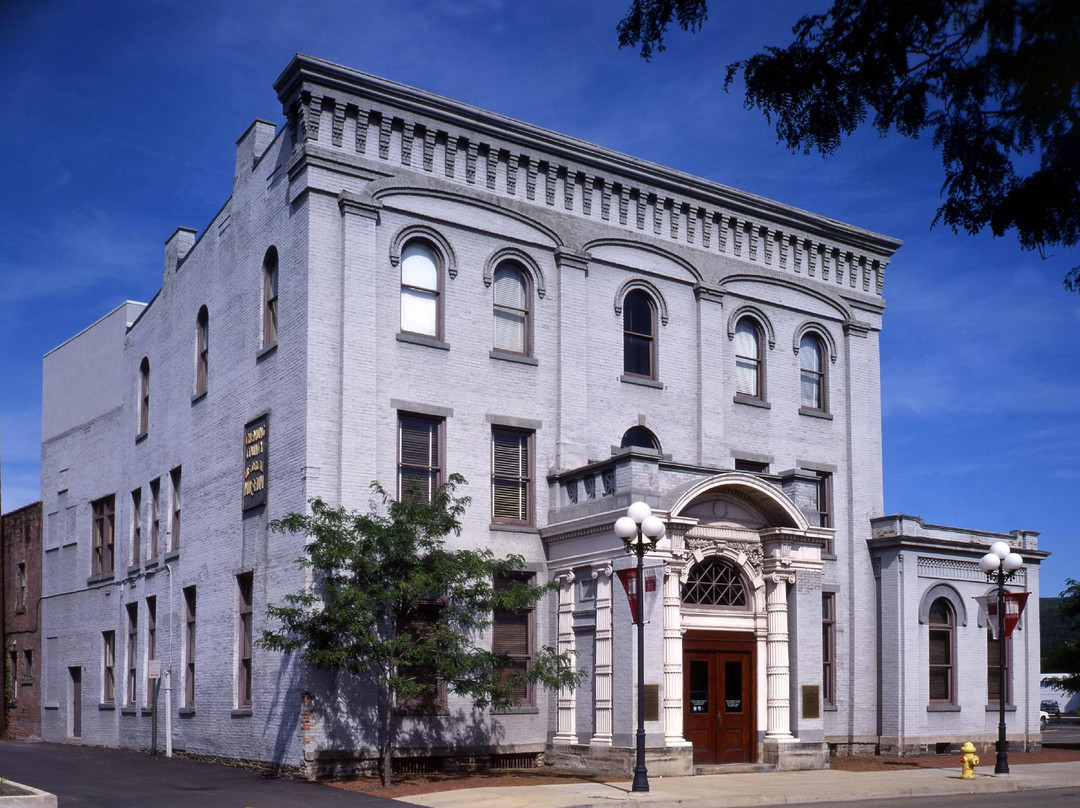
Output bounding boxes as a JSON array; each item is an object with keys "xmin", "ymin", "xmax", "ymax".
[{"xmin": 164, "ymin": 562, "xmax": 174, "ymax": 757}]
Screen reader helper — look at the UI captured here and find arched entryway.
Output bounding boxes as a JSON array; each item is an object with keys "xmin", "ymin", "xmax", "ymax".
[{"xmin": 661, "ymin": 472, "xmax": 829, "ymax": 766}]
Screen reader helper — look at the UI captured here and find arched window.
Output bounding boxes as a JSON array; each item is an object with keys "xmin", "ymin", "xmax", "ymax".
[
  {"xmin": 492, "ymin": 263, "xmax": 530, "ymax": 354},
  {"xmin": 400, "ymin": 240, "xmax": 441, "ymax": 338},
  {"xmin": 987, "ymin": 628, "xmax": 1011, "ymax": 706},
  {"xmin": 928, "ymin": 598, "xmax": 955, "ymax": 704},
  {"xmin": 683, "ymin": 558, "xmax": 748, "ymax": 607},
  {"xmin": 620, "ymin": 426, "xmax": 660, "ymax": 452},
  {"xmin": 623, "ymin": 290, "xmax": 656, "ymax": 379},
  {"xmin": 799, "ymin": 333, "xmax": 826, "ymax": 411},
  {"xmin": 734, "ymin": 318, "xmax": 764, "ymax": 399},
  {"xmin": 262, "ymin": 247, "xmax": 279, "ymax": 348},
  {"xmin": 138, "ymin": 357, "xmax": 150, "ymax": 435},
  {"xmin": 195, "ymin": 306, "xmax": 209, "ymax": 396}
]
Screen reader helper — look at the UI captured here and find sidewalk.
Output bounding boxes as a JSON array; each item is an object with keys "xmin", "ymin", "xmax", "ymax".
[{"xmin": 396, "ymin": 761, "xmax": 1080, "ymax": 808}]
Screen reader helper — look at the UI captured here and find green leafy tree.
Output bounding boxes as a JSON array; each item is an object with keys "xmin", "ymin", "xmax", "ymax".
[
  {"xmin": 258, "ymin": 475, "xmax": 580, "ymax": 786},
  {"xmin": 1045, "ymin": 578, "xmax": 1080, "ymax": 696},
  {"xmin": 617, "ymin": 0, "xmax": 1080, "ymax": 287}
]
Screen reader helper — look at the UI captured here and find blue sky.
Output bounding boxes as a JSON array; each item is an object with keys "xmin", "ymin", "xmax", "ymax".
[{"xmin": 2, "ymin": 1, "xmax": 1077, "ymax": 594}]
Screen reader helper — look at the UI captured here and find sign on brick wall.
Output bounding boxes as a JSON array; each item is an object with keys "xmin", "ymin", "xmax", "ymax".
[{"xmin": 243, "ymin": 415, "xmax": 268, "ymax": 510}]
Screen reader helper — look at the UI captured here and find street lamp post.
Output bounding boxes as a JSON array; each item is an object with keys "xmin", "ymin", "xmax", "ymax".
[
  {"xmin": 979, "ymin": 540, "xmax": 1024, "ymax": 776},
  {"xmin": 614, "ymin": 501, "xmax": 666, "ymax": 793}
]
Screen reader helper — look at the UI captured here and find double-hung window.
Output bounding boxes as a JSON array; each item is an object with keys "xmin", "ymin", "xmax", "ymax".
[
  {"xmin": 138, "ymin": 358, "xmax": 150, "ymax": 434},
  {"xmin": 400, "ymin": 241, "xmax": 440, "ymax": 338},
  {"xmin": 126, "ymin": 604, "xmax": 138, "ymax": 706},
  {"xmin": 493, "ymin": 263, "xmax": 529, "ymax": 354},
  {"xmin": 184, "ymin": 586, "xmax": 196, "ymax": 708},
  {"xmin": 169, "ymin": 467, "xmax": 181, "ymax": 551},
  {"xmin": 734, "ymin": 318, "xmax": 764, "ymax": 399},
  {"xmin": 987, "ymin": 630, "xmax": 1011, "ymax": 706},
  {"xmin": 262, "ymin": 248, "xmax": 279, "ymax": 348},
  {"xmin": 398, "ymin": 414, "xmax": 442, "ymax": 503},
  {"xmin": 492, "ymin": 428, "xmax": 532, "ymax": 525},
  {"xmin": 822, "ymin": 593, "xmax": 836, "ymax": 707},
  {"xmin": 92, "ymin": 495, "xmax": 115, "ymax": 576},
  {"xmin": 145, "ymin": 597, "xmax": 156, "ymax": 706},
  {"xmin": 928, "ymin": 598, "xmax": 955, "ymax": 704},
  {"xmin": 622, "ymin": 290, "xmax": 656, "ymax": 379},
  {"xmin": 237, "ymin": 573, "xmax": 253, "ymax": 709},
  {"xmin": 493, "ymin": 574, "xmax": 534, "ymax": 706},
  {"xmin": 149, "ymin": 478, "xmax": 160, "ymax": 559},
  {"xmin": 799, "ymin": 333, "xmax": 827, "ymax": 411},
  {"xmin": 102, "ymin": 631, "xmax": 116, "ymax": 705},
  {"xmin": 130, "ymin": 488, "xmax": 142, "ymax": 565},
  {"xmin": 195, "ymin": 306, "xmax": 209, "ymax": 395}
]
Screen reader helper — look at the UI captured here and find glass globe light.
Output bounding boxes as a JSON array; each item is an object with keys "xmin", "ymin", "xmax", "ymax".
[
  {"xmin": 627, "ymin": 501, "xmax": 652, "ymax": 525},
  {"xmin": 1003, "ymin": 552, "xmax": 1023, "ymax": 571},
  {"xmin": 614, "ymin": 516, "xmax": 639, "ymax": 541},
  {"xmin": 979, "ymin": 552, "xmax": 1001, "ymax": 573},
  {"xmin": 641, "ymin": 514, "xmax": 666, "ymax": 540},
  {"xmin": 989, "ymin": 540, "xmax": 1011, "ymax": 560}
]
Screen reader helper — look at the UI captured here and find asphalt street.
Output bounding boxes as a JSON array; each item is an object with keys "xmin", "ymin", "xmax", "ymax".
[
  {"xmin": 0, "ymin": 740, "xmax": 398, "ymax": 807},
  {"xmin": 787, "ymin": 785, "xmax": 1080, "ymax": 808}
]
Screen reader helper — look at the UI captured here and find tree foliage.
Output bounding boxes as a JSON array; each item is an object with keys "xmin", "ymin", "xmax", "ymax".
[
  {"xmin": 258, "ymin": 475, "xmax": 580, "ymax": 786},
  {"xmin": 1045, "ymin": 578, "xmax": 1080, "ymax": 695},
  {"xmin": 617, "ymin": 0, "xmax": 1080, "ymax": 288}
]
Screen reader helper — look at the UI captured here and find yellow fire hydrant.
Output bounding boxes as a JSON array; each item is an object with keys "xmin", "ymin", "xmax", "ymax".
[{"xmin": 960, "ymin": 741, "xmax": 979, "ymax": 778}]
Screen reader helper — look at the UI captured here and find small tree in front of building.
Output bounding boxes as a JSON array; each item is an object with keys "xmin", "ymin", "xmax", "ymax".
[{"xmin": 258, "ymin": 475, "xmax": 580, "ymax": 786}]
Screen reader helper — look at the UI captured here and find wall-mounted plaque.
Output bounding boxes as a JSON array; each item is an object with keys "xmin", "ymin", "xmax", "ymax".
[
  {"xmin": 243, "ymin": 415, "xmax": 268, "ymax": 510},
  {"xmin": 802, "ymin": 684, "xmax": 820, "ymax": 719}
]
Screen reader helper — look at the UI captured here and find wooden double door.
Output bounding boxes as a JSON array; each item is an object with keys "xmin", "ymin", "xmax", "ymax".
[{"xmin": 683, "ymin": 633, "xmax": 754, "ymax": 764}]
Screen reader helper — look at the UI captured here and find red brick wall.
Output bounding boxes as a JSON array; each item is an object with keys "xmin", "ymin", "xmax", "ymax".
[{"xmin": 3, "ymin": 502, "xmax": 42, "ymax": 739}]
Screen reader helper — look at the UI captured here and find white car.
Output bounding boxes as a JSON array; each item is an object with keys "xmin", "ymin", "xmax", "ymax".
[{"xmin": 1041, "ymin": 709, "xmax": 1049, "ymax": 730}]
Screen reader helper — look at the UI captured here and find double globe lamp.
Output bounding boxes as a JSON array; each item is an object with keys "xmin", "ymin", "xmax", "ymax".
[
  {"xmin": 614, "ymin": 501, "xmax": 666, "ymax": 793},
  {"xmin": 979, "ymin": 540, "xmax": 1023, "ymax": 776}
]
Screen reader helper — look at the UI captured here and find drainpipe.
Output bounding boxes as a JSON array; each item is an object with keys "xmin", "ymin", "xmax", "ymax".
[{"xmin": 165, "ymin": 563, "xmax": 174, "ymax": 757}]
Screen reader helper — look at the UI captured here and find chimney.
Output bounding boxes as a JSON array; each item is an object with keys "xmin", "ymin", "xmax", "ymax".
[
  {"xmin": 235, "ymin": 119, "xmax": 277, "ymax": 185},
  {"xmin": 163, "ymin": 227, "xmax": 197, "ymax": 283}
]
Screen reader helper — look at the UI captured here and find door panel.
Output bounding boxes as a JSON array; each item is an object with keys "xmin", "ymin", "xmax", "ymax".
[{"xmin": 683, "ymin": 641, "xmax": 753, "ymax": 764}]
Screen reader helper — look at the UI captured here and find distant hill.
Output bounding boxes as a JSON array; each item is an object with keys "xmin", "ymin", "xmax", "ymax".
[{"xmin": 1041, "ymin": 597, "xmax": 1080, "ymax": 670}]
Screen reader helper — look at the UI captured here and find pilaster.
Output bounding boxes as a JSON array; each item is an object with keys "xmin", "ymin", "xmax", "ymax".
[
  {"xmin": 590, "ymin": 565, "xmax": 614, "ymax": 748},
  {"xmin": 663, "ymin": 561, "xmax": 691, "ymax": 746},
  {"xmin": 554, "ymin": 248, "xmax": 590, "ymax": 470},
  {"xmin": 553, "ymin": 570, "xmax": 577, "ymax": 745}
]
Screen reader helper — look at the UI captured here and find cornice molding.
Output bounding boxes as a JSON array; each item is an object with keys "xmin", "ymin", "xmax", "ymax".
[{"xmin": 272, "ymin": 54, "xmax": 901, "ymax": 300}]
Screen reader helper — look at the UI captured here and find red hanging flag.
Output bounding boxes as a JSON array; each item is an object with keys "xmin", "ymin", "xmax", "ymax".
[{"xmin": 617, "ymin": 567, "xmax": 659, "ymax": 624}]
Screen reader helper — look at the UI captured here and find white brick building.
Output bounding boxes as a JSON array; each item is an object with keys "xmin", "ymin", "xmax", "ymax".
[{"xmin": 39, "ymin": 54, "xmax": 1046, "ymax": 775}]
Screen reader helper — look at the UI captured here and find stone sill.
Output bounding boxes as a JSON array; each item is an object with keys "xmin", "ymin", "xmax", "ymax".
[
  {"xmin": 620, "ymin": 374, "xmax": 663, "ymax": 389},
  {"xmin": 256, "ymin": 342, "xmax": 278, "ymax": 362},
  {"xmin": 490, "ymin": 350, "xmax": 538, "ymax": 366},
  {"xmin": 734, "ymin": 395, "xmax": 770, "ymax": 409},
  {"xmin": 397, "ymin": 332, "xmax": 449, "ymax": 351},
  {"xmin": 231, "ymin": 708, "xmax": 253, "ymax": 718},
  {"xmin": 799, "ymin": 407, "xmax": 833, "ymax": 420}
]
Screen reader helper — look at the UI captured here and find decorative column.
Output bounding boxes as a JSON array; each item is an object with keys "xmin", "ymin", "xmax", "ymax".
[
  {"xmin": 553, "ymin": 571, "xmax": 577, "ymax": 745},
  {"xmin": 765, "ymin": 572, "xmax": 795, "ymax": 739},
  {"xmin": 663, "ymin": 563, "xmax": 691, "ymax": 746},
  {"xmin": 587, "ymin": 566, "xmax": 613, "ymax": 747},
  {"xmin": 590, "ymin": 565, "xmax": 614, "ymax": 748}
]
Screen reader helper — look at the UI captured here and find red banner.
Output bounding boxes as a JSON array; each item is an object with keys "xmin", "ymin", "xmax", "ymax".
[
  {"xmin": 617, "ymin": 567, "xmax": 659, "ymax": 624},
  {"xmin": 977, "ymin": 592, "xmax": 1030, "ymax": 640}
]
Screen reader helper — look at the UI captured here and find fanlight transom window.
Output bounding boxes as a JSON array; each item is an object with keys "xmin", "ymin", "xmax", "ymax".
[{"xmin": 683, "ymin": 557, "xmax": 748, "ymax": 607}]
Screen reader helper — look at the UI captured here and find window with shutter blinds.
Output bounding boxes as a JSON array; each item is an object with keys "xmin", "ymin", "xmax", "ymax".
[
  {"xmin": 800, "ymin": 333, "xmax": 826, "ymax": 410},
  {"xmin": 491, "ymin": 428, "xmax": 530, "ymax": 524},
  {"xmin": 928, "ymin": 598, "xmax": 955, "ymax": 704},
  {"xmin": 398, "ymin": 414, "xmax": 442, "ymax": 502},
  {"xmin": 493, "ymin": 264, "xmax": 529, "ymax": 354},
  {"xmin": 493, "ymin": 575, "xmax": 533, "ymax": 705},
  {"xmin": 734, "ymin": 318, "xmax": 762, "ymax": 398}
]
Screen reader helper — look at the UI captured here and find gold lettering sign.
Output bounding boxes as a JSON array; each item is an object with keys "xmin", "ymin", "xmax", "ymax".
[{"xmin": 243, "ymin": 415, "xmax": 268, "ymax": 510}]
